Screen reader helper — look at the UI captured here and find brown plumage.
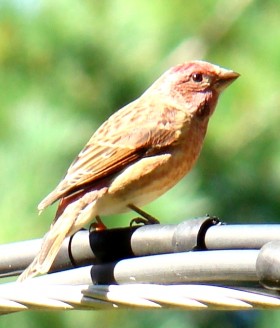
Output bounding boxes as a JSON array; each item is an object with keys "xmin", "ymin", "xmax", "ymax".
[{"xmin": 18, "ymin": 60, "xmax": 239, "ymax": 281}]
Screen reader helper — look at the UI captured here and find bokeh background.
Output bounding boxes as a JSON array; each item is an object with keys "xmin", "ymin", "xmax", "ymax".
[{"xmin": 1, "ymin": 0, "xmax": 280, "ymax": 326}]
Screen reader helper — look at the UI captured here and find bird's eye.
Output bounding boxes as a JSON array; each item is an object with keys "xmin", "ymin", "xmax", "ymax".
[{"xmin": 191, "ymin": 73, "xmax": 203, "ymax": 83}]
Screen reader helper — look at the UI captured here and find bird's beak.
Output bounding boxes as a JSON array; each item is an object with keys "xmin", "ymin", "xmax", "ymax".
[{"xmin": 214, "ymin": 70, "xmax": 240, "ymax": 93}]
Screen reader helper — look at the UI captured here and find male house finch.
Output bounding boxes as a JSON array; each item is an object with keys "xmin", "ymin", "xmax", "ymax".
[{"xmin": 18, "ymin": 60, "xmax": 239, "ymax": 281}]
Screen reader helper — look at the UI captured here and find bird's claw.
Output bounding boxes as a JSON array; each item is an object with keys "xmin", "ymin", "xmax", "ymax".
[{"xmin": 90, "ymin": 216, "xmax": 107, "ymax": 231}]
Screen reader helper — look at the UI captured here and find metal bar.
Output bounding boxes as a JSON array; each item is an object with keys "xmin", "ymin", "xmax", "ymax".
[
  {"xmin": 205, "ymin": 224, "xmax": 280, "ymax": 249},
  {"xmin": 1, "ymin": 219, "xmax": 280, "ymax": 279},
  {"xmin": 18, "ymin": 249, "xmax": 259, "ymax": 285},
  {"xmin": 90, "ymin": 249, "xmax": 259, "ymax": 285}
]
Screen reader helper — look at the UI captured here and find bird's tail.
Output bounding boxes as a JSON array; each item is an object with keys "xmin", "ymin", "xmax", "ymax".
[
  {"xmin": 17, "ymin": 201, "xmax": 81, "ymax": 282},
  {"xmin": 17, "ymin": 188, "xmax": 105, "ymax": 282}
]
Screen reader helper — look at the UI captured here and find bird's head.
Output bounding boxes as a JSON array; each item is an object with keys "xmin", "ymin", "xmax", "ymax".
[{"xmin": 150, "ymin": 60, "xmax": 239, "ymax": 120}]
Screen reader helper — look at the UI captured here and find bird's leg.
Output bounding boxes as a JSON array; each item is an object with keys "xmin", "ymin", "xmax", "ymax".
[
  {"xmin": 128, "ymin": 204, "xmax": 160, "ymax": 225},
  {"xmin": 90, "ymin": 215, "xmax": 107, "ymax": 231}
]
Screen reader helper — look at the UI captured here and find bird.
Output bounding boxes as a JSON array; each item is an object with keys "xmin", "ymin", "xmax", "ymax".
[{"xmin": 17, "ymin": 60, "xmax": 239, "ymax": 281}]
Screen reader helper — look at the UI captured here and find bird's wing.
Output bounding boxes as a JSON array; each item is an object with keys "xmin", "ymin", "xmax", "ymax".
[{"xmin": 38, "ymin": 101, "xmax": 184, "ymax": 210}]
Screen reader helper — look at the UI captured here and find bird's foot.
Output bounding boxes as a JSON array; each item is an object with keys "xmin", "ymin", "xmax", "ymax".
[
  {"xmin": 128, "ymin": 204, "xmax": 160, "ymax": 226},
  {"xmin": 90, "ymin": 215, "xmax": 107, "ymax": 231}
]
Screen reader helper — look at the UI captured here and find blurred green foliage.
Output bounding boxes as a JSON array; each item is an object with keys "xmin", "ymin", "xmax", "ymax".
[{"xmin": 1, "ymin": 0, "xmax": 280, "ymax": 327}]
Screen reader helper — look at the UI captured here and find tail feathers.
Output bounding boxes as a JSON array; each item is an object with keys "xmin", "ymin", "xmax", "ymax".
[
  {"xmin": 17, "ymin": 206, "xmax": 78, "ymax": 282},
  {"xmin": 16, "ymin": 256, "xmax": 43, "ymax": 282},
  {"xmin": 18, "ymin": 189, "xmax": 102, "ymax": 282}
]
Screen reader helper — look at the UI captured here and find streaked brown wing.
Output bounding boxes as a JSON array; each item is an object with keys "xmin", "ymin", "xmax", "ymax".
[{"xmin": 38, "ymin": 102, "xmax": 182, "ymax": 210}]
